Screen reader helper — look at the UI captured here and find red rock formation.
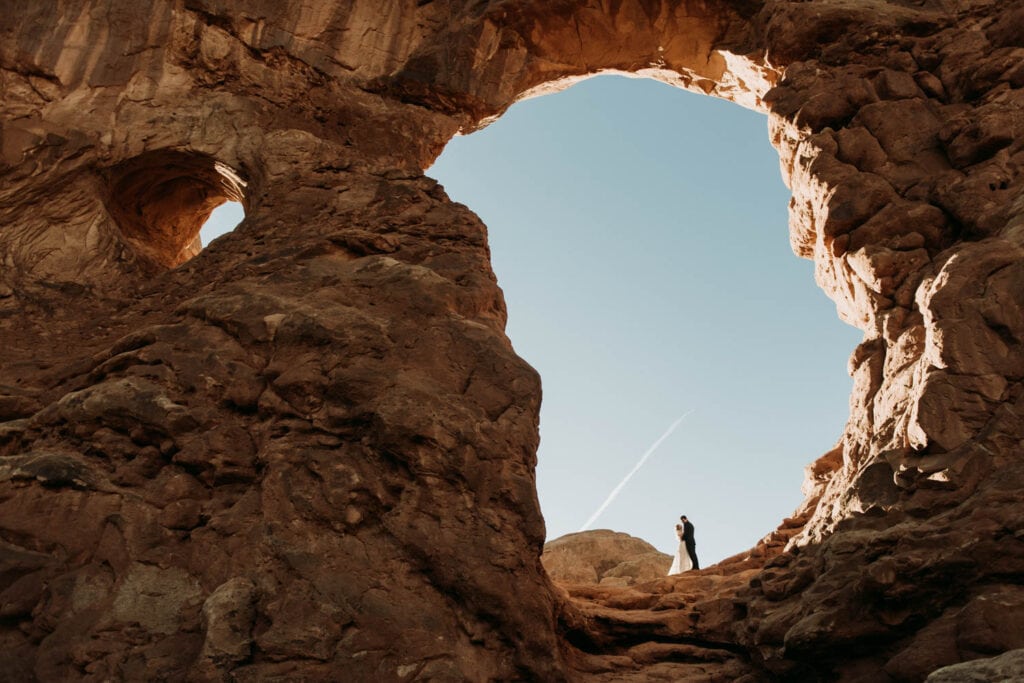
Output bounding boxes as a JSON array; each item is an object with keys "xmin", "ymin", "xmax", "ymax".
[
  {"xmin": 542, "ymin": 530, "xmax": 673, "ymax": 586},
  {"xmin": 2, "ymin": 1, "xmax": 1024, "ymax": 680}
]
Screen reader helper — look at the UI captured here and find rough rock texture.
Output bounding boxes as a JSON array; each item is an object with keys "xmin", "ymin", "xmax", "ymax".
[
  {"xmin": 2, "ymin": 0, "xmax": 1024, "ymax": 681},
  {"xmin": 925, "ymin": 648, "xmax": 1024, "ymax": 682},
  {"xmin": 542, "ymin": 530, "xmax": 673, "ymax": 586}
]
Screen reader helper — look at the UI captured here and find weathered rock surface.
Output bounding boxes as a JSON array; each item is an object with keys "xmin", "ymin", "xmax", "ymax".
[
  {"xmin": 542, "ymin": 530, "xmax": 672, "ymax": 586},
  {"xmin": 925, "ymin": 648, "xmax": 1024, "ymax": 682},
  {"xmin": 2, "ymin": 0, "xmax": 1024, "ymax": 681}
]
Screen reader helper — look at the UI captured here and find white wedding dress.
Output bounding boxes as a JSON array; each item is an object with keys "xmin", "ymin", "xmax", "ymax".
[{"xmin": 667, "ymin": 529, "xmax": 693, "ymax": 575}]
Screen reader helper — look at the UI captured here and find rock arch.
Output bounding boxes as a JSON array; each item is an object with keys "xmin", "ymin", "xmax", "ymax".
[
  {"xmin": 104, "ymin": 150, "xmax": 247, "ymax": 270},
  {"xmin": 1, "ymin": 1, "xmax": 1022, "ymax": 680}
]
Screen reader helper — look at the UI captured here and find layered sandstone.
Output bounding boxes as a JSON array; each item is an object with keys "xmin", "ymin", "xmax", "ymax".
[{"xmin": 2, "ymin": 1, "xmax": 1024, "ymax": 681}]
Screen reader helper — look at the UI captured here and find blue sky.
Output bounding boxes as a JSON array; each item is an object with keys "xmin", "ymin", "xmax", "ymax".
[{"xmin": 202, "ymin": 74, "xmax": 863, "ymax": 566}]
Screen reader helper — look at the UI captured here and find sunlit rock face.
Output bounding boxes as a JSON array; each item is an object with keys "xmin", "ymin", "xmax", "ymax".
[
  {"xmin": 1, "ymin": 0, "xmax": 1023, "ymax": 680},
  {"xmin": 542, "ymin": 530, "xmax": 672, "ymax": 586}
]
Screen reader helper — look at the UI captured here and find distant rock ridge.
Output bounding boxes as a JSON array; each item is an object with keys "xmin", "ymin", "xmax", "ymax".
[{"xmin": 542, "ymin": 530, "xmax": 672, "ymax": 586}]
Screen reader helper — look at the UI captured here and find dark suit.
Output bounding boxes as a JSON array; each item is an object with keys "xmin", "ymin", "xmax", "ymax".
[{"xmin": 682, "ymin": 520, "xmax": 699, "ymax": 569}]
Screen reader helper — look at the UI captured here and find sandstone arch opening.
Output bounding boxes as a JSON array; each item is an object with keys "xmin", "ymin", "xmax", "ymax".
[
  {"xmin": 431, "ymin": 74, "xmax": 863, "ymax": 569},
  {"xmin": 7, "ymin": 2, "xmax": 1023, "ymax": 680},
  {"xmin": 199, "ymin": 200, "xmax": 245, "ymax": 248},
  {"xmin": 103, "ymin": 150, "xmax": 247, "ymax": 271}
]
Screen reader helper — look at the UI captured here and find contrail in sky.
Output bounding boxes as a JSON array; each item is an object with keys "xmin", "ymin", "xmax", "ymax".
[{"xmin": 579, "ymin": 410, "xmax": 695, "ymax": 532}]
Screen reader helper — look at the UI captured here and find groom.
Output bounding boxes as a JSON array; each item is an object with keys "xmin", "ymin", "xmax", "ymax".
[{"xmin": 680, "ymin": 515, "xmax": 699, "ymax": 570}]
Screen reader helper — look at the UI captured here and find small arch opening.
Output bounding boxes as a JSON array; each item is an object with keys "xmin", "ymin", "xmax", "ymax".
[
  {"xmin": 199, "ymin": 200, "xmax": 245, "ymax": 248},
  {"xmin": 103, "ymin": 150, "xmax": 246, "ymax": 271}
]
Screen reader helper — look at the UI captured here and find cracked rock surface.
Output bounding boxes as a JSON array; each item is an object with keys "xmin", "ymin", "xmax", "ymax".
[{"xmin": 2, "ymin": 1, "xmax": 1024, "ymax": 680}]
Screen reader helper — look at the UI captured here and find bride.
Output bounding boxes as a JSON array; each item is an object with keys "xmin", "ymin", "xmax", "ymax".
[{"xmin": 667, "ymin": 523, "xmax": 693, "ymax": 575}]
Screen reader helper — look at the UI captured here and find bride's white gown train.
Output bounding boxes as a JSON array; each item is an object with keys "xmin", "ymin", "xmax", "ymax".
[{"xmin": 668, "ymin": 535, "xmax": 693, "ymax": 575}]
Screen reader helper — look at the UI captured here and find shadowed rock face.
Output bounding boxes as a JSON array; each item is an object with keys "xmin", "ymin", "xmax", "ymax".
[{"xmin": 2, "ymin": 0, "xmax": 1024, "ymax": 680}]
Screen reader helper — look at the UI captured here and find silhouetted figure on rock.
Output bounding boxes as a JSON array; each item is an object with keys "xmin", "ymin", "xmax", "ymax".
[{"xmin": 680, "ymin": 515, "xmax": 699, "ymax": 570}]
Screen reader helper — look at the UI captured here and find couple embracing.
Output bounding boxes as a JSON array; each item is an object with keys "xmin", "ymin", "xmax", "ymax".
[{"xmin": 668, "ymin": 515, "xmax": 700, "ymax": 574}]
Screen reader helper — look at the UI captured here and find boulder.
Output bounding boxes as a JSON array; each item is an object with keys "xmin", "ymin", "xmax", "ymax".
[{"xmin": 542, "ymin": 530, "xmax": 672, "ymax": 586}]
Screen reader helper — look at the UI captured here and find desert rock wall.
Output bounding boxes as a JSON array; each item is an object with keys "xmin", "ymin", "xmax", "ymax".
[{"xmin": 1, "ymin": 0, "xmax": 1023, "ymax": 680}]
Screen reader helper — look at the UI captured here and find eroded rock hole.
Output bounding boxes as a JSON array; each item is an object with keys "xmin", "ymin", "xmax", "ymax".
[
  {"xmin": 104, "ymin": 150, "xmax": 246, "ymax": 270},
  {"xmin": 200, "ymin": 200, "xmax": 245, "ymax": 247},
  {"xmin": 431, "ymin": 75, "xmax": 862, "ymax": 576}
]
